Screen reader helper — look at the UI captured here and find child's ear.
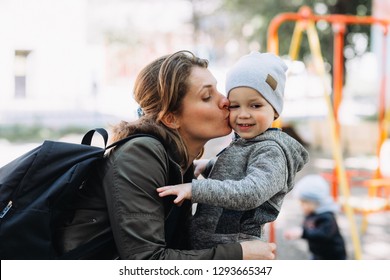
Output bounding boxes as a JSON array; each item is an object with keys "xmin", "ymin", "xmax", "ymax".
[
  {"xmin": 161, "ymin": 113, "xmax": 180, "ymax": 129},
  {"xmin": 274, "ymin": 110, "xmax": 279, "ymax": 120}
]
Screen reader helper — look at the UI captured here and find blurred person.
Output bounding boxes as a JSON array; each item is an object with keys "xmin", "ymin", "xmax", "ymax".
[
  {"xmin": 158, "ymin": 52, "xmax": 309, "ymax": 248},
  {"xmin": 283, "ymin": 174, "xmax": 347, "ymax": 260},
  {"xmin": 57, "ymin": 50, "xmax": 276, "ymax": 260}
]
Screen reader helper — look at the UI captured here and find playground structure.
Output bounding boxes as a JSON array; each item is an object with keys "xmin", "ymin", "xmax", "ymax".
[{"xmin": 267, "ymin": 6, "xmax": 390, "ymax": 260}]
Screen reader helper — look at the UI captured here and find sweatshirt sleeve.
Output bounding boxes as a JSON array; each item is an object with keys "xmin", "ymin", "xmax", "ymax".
[
  {"xmin": 104, "ymin": 137, "xmax": 242, "ymax": 260},
  {"xmin": 192, "ymin": 144, "xmax": 287, "ymax": 211}
]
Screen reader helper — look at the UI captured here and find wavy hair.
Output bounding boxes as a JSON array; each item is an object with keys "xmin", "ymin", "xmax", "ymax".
[{"xmin": 111, "ymin": 50, "xmax": 208, "ymax": 168}]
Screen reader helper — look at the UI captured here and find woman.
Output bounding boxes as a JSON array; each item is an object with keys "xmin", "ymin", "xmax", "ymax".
[{"xmin": 58, "ymin": 50, "xmax": 276, "ymax": 260}]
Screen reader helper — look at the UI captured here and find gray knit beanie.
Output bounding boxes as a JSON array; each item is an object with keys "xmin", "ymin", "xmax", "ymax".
[{"xmin": 225, "ymin": 52, "xmax": 288, "ymax": 117}]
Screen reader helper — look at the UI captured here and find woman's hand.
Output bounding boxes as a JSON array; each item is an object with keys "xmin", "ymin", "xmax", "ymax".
[
  {"xmin": 240, "ymin": 240, "xmax": 276, "ymax": 260},
  {"xmin": 157, "ymin": 183, "xmax": 192, "ymax": 205}
]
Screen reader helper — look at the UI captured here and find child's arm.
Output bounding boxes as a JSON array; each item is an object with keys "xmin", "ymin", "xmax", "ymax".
[
  {"xmin": 283, "ymin": 227, "xmax": 303, "ymax": 240},
  {"xmin": 192, "ymin": 139, "xmax": 308, "ymax": 211},
  {"xmin": 192, "ymin": 147, "xmax": 288, "ymax": 211},
  {"xmin": 157, "ymin": 183, "xmax": 192, "ymax": 205},
  {"xmin": 156, "ymin": 158, "xmax": 214, "ymax": 205},
  {"xmin": 160, "ymin": 143, "xmax": 306, "ymax": 210}
]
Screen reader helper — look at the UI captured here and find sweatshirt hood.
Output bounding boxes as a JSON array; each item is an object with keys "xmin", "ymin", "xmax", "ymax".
[{"xmin": 243, "ymin": 129, "xmax": 309, "ymax": 191}]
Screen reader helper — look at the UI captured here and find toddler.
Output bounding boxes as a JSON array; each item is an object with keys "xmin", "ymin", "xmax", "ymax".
[
  {"xmin": 284, "ymin": 174, "xmax": 347, "ymax": 260},
  {"xmin": 158, "ymin": 52, "xmax": 309, "ymax": 248}
]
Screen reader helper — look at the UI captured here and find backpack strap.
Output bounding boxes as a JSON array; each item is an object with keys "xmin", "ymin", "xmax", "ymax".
[
  {"xmin": 81, "ymin": 128, "xmax": 109, "ymax": 147},
  {"xmin": 81, "ymin": 128, "xmax": 162, "ymax": 151}
]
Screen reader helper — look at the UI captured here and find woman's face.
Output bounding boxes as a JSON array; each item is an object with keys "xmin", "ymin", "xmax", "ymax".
[{"xmin": 177, "ymin": 66, "xmax": 231, "ymax": 149}]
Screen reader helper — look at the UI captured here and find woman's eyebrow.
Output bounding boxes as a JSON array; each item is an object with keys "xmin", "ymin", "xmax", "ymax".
[
  {"xmin": 195, "ymin": 75, "xmax": 217, "ymax": 94},
  {"xmin": 196, "ymin": 84, "xmax": 213, "ymax": 94}
]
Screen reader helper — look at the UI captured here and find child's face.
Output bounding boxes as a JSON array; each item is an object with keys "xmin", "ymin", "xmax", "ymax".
[
  {"xmin": 228, "ymin": 87, "xmax": 276, "ymax": 139},
  {"xmin": 300, "ymin": 200, "xmax": 317, "ymax": 215}
]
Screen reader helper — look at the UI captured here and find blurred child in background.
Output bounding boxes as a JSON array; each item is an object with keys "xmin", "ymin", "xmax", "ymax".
[{"xmin": 284, "ymin": 174, "xmax": 347, "ymax": 260}]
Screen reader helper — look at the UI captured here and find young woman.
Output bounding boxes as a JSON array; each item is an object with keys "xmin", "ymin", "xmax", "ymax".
[
  {"xmin": 58, "ymin": 50, "xmax": 276, "ymax": 260},
  {"xmin": 157, "ymin": 52, "xmax": 309, "ymax": 249}
]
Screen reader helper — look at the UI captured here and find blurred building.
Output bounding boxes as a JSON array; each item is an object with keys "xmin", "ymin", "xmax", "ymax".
[
  {"xmin": 0, "ymin": 0, "xmax": 194, "ymax": 127},
  {"xmin": 0, "ymin": 0, "xmax": 91, "ymax": 119}
]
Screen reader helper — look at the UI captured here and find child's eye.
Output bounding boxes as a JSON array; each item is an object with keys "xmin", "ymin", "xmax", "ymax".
[
  {"xmin": 228, "ymin": 105, "xmax": 239, "ymax": 109},
  {"xmin": 251, "ymin": 104, "xmax": 262, "ymax": 108}
]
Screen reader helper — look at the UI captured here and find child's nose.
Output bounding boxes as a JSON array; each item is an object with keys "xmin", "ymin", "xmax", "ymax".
[{"xmin": 238, "ymin": 108, "xmax": 251, "ymax": 118}]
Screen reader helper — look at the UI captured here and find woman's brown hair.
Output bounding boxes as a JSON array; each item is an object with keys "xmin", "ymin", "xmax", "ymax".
[{"xmin": 111, "ymin": 50, "xmax": 208, "ymax": 168}]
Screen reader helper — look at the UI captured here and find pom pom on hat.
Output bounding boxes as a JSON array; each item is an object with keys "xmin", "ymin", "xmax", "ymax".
[{"xmin": 225, "ymin": 52, "xmax": 288, "ymax": 117}]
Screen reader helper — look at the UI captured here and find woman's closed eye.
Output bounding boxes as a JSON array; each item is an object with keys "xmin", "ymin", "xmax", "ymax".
[
  {"xmin": 202, "ymin": 95, "xmax": 211, "ymax": 101},
  {"xmin": 201, "ymin": 88, "xmax": 214, "ymax": 101}
]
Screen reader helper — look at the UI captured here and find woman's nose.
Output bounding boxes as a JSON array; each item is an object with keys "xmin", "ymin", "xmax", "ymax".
[{"xmin": 219, "ymin": 94, "xmax": 230, "ymax": 110}]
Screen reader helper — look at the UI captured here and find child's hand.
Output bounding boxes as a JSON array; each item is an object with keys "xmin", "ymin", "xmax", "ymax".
[
  {"xmin": 156, "ymin": 183, "xmax": 192, "ymax": 206},
  {"xmin": 283, "ymin": 227, "xmax": 303, "ymax": 240}
]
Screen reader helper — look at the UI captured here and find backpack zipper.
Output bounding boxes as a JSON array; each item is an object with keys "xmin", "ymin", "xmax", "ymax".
[{"xmin": 0, "ymin": 201, "xmax": 13, "ymax": 218}]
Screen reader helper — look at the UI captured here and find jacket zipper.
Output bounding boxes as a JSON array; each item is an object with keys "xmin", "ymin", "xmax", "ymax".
[{"xmin": 0, "ymin": 201, "xmax": 13, "ymax": 218}]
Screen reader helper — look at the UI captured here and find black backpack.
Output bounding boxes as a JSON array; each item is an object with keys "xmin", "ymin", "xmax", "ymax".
[{"xmin": 0, "ymin": 128, "xmax": 154, "ymax": 259}]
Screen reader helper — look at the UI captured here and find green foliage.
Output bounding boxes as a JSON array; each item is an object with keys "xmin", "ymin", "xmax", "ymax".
[
  {"xmin": 213, "ymin": 0, "xmax": 372, "ymax": 64},
  {"xmin": 0, "ymin": 125, "xmax": 88, "ymax": 143}
]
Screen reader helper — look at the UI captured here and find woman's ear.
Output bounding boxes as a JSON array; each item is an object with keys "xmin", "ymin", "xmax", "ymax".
[{"xmin": 161, "ymin": 113, "xmax": 180, "ymax": 129}]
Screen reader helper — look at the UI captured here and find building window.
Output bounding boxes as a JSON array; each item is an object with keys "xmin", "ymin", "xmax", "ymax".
[{"xmin": 14, "ymin": 50, "xmax": 31, "ymax": 99}]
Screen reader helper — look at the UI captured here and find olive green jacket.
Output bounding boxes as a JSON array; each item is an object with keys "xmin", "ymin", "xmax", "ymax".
[{"xmin": 58, "ymin": 136, "xmax": 241, "ymax": 260}]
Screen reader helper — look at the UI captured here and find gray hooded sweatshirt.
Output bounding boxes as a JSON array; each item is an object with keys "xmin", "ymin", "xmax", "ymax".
[{"xmin": 189, "ymin": 128, "xmax": 309, "ymax": 249}]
